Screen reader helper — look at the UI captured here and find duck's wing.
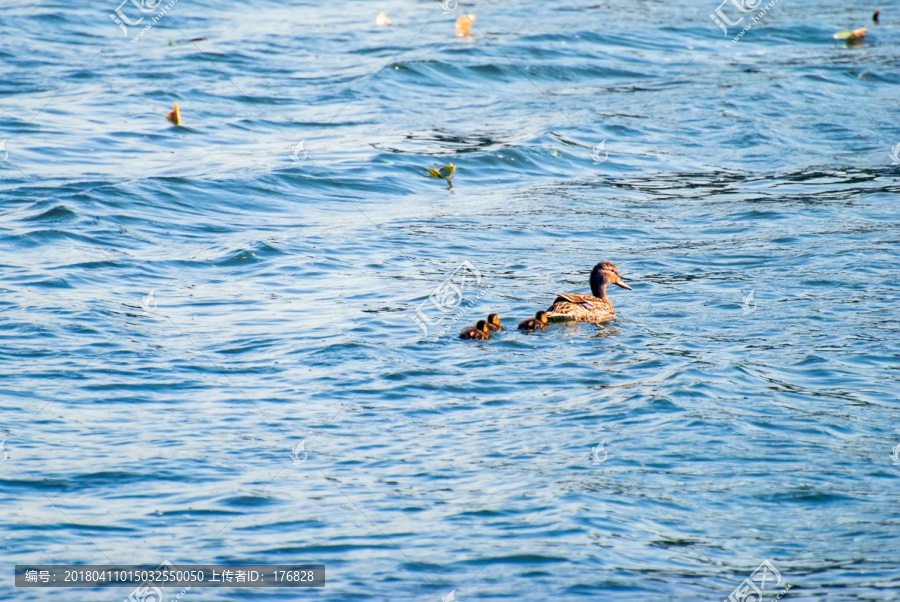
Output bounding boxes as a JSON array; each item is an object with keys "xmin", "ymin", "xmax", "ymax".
[
  {"xmin": 547, "ymin": 293, "xmax": 615, "ymax": 322},
  {"xmin": 554, "ymin": 293, "xmax": 603, "ymax": 308}
]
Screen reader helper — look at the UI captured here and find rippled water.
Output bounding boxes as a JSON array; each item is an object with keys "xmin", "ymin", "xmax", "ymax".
[{"xmin": 2, "ymin": 0, "xmax": 899, "ymax": 599}]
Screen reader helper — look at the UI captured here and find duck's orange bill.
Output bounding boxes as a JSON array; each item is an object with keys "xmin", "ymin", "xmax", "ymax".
[{"xmin": 615, "ymin": 280, "xmax": 632, "ymax": 290}]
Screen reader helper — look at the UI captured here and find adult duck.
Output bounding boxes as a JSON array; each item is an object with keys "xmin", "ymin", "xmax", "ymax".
[{"xmin": 545, "ymin": 261, "xmax": 631, "ymax": 322}]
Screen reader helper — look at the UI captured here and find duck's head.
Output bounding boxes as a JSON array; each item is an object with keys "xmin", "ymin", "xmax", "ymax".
[
  {"xmin": 589, "ymin": 261, "xmax": 631, "ymax": 298},
  {"xmin": 475, "ymin": 319, "xmax": 489, "ymax": 334},
  {"xmin": 535, "ymin": 310, "xmax": 548, "ymax": 325},
  {"xmin": 487, "ymin": 313, "xmax": 501, "ymax": 328}
]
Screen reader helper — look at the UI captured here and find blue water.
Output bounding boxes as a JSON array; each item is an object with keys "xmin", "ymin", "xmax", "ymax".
[{"xmin": 2, "ymin": 0, "xmax": 900, "ymax": 599}]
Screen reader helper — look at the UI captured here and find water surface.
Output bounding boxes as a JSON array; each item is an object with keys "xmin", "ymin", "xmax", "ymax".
[{"xmin": 1, "ymin": 0, "xmax": 899, "ymax": 599}]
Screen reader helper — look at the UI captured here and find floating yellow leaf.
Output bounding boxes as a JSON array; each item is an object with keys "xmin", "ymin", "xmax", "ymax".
[
  {"xmin": 428, "ymin": 163, "xmax": 456, "ymax": 179},
  {"xmin": 834, "ymin": 27, "xmax": 866, "ymax": 40},
  {"xmin": 455, "ymin": 14, "xmax": 476, "ymax": 37},
  {"xmin": 376, "ymin": 12, "xmax": 392, "ymax": 26},
  {"xmin": 166, "ymin": 103, "xmax": 181, "ymax": 126}
]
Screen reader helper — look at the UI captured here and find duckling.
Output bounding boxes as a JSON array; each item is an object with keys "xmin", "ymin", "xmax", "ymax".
[
  {"xmin": 486, "ymin": 313, "xmax": 503, "ymax": 332},
  {"xmin": 545, "ymin": 261, "xmax": 631, "ymax": 323},
  {"xmin": 459, "ymin": 319, "xmax": 490, "ymax": 340},
  {"xmin": 518, "ymin": 310, "xmax": 549, "ymax": 330}
]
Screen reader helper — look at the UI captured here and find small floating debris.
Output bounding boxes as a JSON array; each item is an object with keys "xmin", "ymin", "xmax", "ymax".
[
  {"xmin": 833, "ymin": 27, "xmax": 867, "ymax": 41},
  {"xmin": 427, "ymin": 163, "xmax": 456, "ymax": 188},
  {"xmin": 455, "ymin": 14, "xmax": 476, "ymax": 37},
  {"xmin": 166, "ymin": 103, "xmax": 182, "ymax": 126},
  {"xmin": 376, "ymin": 12, "xmax": 392, "ymax": 26},
  {"xmin": 169, "ymin": 37, "xmax": 207, "ymax": 46},
  {"xmin": 873, "ymin": 9, "xmax": 880, "ymax": 23}
]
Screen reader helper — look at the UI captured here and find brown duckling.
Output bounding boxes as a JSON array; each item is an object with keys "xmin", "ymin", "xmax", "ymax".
[
  {"xmin": 486, "ymin": 313, "xmax": 503, "ymax": 332},
  {"xmin": 460, "ymin": 320, "xmax": 490, "ymax": 340},
  {"xmin": 518, "ymin": 310, "xmax": 549, "ymax": 330}
]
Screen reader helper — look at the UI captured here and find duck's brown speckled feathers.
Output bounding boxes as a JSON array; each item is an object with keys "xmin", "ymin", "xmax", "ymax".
[
  {"xmin": 486, "ymin": 313, "xmax": 503, "ymax": 331},
  {"xmin": 518, "ymin": 310, "xmax": 549, "ymax": 330},
  {"xmin": 545, "ymin": 261, "xmax": 631, "ymax": 323},
  {"xmin": 546, "ymin": 293, "xmax": 615, "ymax": 322},
  {"xmin": 460, "ymin": 319, "xmax": 491, "ymax": 340}
]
